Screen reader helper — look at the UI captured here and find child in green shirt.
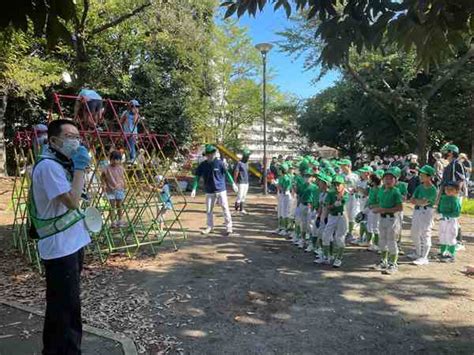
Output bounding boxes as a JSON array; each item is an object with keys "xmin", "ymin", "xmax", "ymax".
[
  {"xmin": 409, "ymin": 165, "xmax": 438, "ymax": 265},
  {"xmin": 372, "ymin": 168, "xmax": 403, "ymax": 275},
  {"xmin": 438, "ymin": 182, "xmax": 461, "ymax": 263},
  {"xmin": 313, "ymin": 173, "xmax": 332, "ymax": 264},
  {"xmin": 366, "ymin": 170, "xmax": 383, "ymax": 251},
  {"xmin": 276, "ymin": 163, "xmax": 293, "ymax": 235},
  {"xmin": 321, "ymin": 175, "xmax": 349, "ymax": 268}
]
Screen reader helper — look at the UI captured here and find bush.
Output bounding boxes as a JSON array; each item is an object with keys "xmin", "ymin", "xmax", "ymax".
[{"xmin": 461, "ymin": 199, "xmax": 474, "ymax": 215}]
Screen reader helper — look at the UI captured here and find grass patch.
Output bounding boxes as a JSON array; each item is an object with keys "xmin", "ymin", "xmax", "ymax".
[{"xmin": 461, "ymin": 198, "xmax": 474, "ymax": 215}]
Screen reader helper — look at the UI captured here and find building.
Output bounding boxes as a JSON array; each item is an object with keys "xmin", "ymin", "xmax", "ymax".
[{"xmin": 239, "ymin": 116, "xmax": 337, "ymax": 161}]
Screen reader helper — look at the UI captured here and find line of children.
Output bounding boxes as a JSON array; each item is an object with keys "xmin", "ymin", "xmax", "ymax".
[{"xmin": 271, "ymin": 155, "xmax": 466, "ymax": 274}]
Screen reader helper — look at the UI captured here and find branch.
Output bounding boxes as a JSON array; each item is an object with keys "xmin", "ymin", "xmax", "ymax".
[
  {"xmin": 80, "ymin": 0, "xmax": 90, "ymax": 31},
  {"xmin": 89, "ymin": 1, "xmax": 152, "ymax": 37},
  {"xmin": 425, "ymin": 44, "xmax": 474, "ymax": 100},
  {"xmin": 343, "ymin": 62, "xmax": 409, "ymax": 136}
]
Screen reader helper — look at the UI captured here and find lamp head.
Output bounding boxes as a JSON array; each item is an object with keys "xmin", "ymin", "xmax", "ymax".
[{"xmin": 255, "ymin": 42, "xmax": 273, "ymax": 55}]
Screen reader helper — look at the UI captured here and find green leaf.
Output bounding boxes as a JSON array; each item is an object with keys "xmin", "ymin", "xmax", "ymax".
[{"xmin": 224, "ymin": 3, "xmax": 238, "ymax": 18}]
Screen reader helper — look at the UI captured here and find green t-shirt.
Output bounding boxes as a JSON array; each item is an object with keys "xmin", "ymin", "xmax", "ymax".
[
  {"xmin": 367, "ymin": 186, "xmax": 381, "ymax": 207},
  {"xmin": 278, "ymin": 174, "xmax": 293, "ymax": 192},
  {"xmin": 294, "ymin": 175, "xmax": 305, "ymax": 197},
  {"xmin": 413, "ymin": 184, "xmax": 437, "ymax": 207},
  {"xmin": 378, "ymin": 187, "xmax": 403, "ymax": 209},
  {"xmin": 437, "ymin": 195, "xmax": 461, "ymax": 218},
  {"xmin": 300, "ymin": 182, "xmax": 319, "ymax": 205},
  {"xmin": 396, "ymin": 181, "xmax": 408, "ymax": 198},
  {"xmin": 325, "ymin": 189, "xmax": 349, "ymax": 215}
]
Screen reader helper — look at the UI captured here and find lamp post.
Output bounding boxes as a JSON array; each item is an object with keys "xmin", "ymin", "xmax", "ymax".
[{"xmin": 255, "ymin": 42, "xmax": 273, "ymax": 195}]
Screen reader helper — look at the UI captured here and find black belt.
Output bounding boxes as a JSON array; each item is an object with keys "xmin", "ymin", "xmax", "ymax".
[
  {"xmin": 381, "ymin": 213, "xmax": 394, "ymax": 218},
  {"xmin": 330, "ymin": 212, "xmax": 343, "ymax": 216},
  {"xmin": 415, "ymin": 206, "xmax": 432, "ymax": 210}
]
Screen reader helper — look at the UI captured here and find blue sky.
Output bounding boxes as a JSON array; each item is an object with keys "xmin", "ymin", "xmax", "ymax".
[{"xmin": 236, "ymin": 8, "xmax": 339, "ymax": 99}]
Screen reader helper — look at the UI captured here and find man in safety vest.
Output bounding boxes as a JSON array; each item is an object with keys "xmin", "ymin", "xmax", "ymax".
[{"xmin": 31, "ymin": 119, "xmax": 91, "ymax": 354}]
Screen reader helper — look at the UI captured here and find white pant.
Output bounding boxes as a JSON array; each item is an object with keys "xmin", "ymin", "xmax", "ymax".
[
  {"xmin": 411, "ymin": 207, "xmax": 434, "ymax": 258},
  {"xmin": 322, "ymin": 214, "xmax": 347, "ymax": 247},
  {"xmin": 289, "ymin": 196, "xmax": 297, "ymax": 219},
  {"xmin": 346, "ymin": 194, "xmax": 360, "ymax": 222},
  {"xmin": 379, "ymin": 216, "xmax": 400, "ymax": 254},
  {"xmin": 439, "ymin": 217, "xmax": 459, "ymax": 246},
  {"xmin": 300, "ymin": 205, "xmax": 311, "ymax": 235},
  {"xmin": 294, "ymin": 203, "xmax": 302, "ymax": 222},
  {"xmin": 206, "ymin": 191, "xmax": 232, "ymax": 231},
  {"xmin": 236, "ymin": 183, "xmax": 249, "ymax": 203},
  {"xmin": 367, "ymin": 210, "xmax": 380, "ymax": 234},
  {"xmin": 280, "ymin": 192, "xmax": 291, "ymax": 218}
]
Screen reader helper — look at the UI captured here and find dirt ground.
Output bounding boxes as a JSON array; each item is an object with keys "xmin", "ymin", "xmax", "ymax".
[{"xmin": 1, "ymin": 180, "xmax": 474, "ymax": 354}]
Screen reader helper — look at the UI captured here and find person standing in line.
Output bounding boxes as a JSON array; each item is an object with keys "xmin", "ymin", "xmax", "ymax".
[
  {"xmin": 339, "ymin": 159, "xmax": 360, "ymax": 242},
  {"xmin": 372, "ymin": 168, "xmax": 404, "ymax": 275},
  {"xmin": 409, "ymin": 165, "xmax": 437, "ymax": 265},
  {"xmin": 190, "ymin": 144, "xmax": 238, "ymax": 236},
  {"xmin": 29, "ymin": 119, "xmax": 91, "ymax": 354},
  {"xmin": 438, "ymin": 182, "xmax": 462, "ymax": 263},
  {"xmin": 234, "ymin": 149, "xmax": 251, "ymax": 215},
  {"xmin": 439, "ymin": 144, "xmax": 466, "ymax": 251}
]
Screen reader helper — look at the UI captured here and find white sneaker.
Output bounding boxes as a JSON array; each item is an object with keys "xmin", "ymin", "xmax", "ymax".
[
  {"xmin": 273, "ymin": 228, "xmax": 283, "ymax": 234},
  {"xmin": 305, "ymin": 244, "xmax": 314, "ymax": 253},
  {"xmin": 201, "ymin": 227, "xmax": 213, "ymax": 235},
  {"xmin": 241, "ymin": 210, "xmax": 248, "ymax": 215},
  {"xmin": 455, "ymin": 243, "xmax": 466, "ymax": 251},
  {"xmin": 224, "ymin": 230, "xmax": 234, "ymax": 236},
  {"xmin": 314, "ymin": 256, "xmax": 326, "ymax": 264},
  {"xmin": 333, "ymin": 258, "xmax": 342, "ymax": 268},
  {"xmin": 324, "ymin": 257, "xmax": 333, "ymax": 265},
  {"xmin": 367, "ymin": 244, "xmax": 378, "ymax": 252},
  {"xmin": 297, "ymin": 239, "xmax": 305, "ymax": 249},
  {"xmin": 413, "ymin": 257, "xmax": 429, "ymax": 266},
  {"xmin": 407, "ymin": 252, "xmax": 419, "ymax": 260},
  {"xmin": 278, "ymin": 230, "xmax": 287, "ymax": 236}
]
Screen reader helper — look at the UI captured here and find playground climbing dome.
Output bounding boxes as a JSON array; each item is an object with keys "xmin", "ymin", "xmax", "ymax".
[{"xmin": 11, "ymin": 93, "xmax": 187, "ymax": 271}]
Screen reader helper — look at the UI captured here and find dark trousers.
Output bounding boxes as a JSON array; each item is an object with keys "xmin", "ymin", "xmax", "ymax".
[{"xmin": 42, "ymin": 248, "xmax": 84, "ymax": 355}]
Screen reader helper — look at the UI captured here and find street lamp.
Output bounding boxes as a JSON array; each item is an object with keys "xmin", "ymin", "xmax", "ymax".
[{"xmin": 255, "ymin": 42, "xmax": 273, "ymax": 195}]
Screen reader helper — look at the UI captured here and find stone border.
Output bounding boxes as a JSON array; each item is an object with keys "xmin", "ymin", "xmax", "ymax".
[{"xmin": 0, "ymin": 300, "xmax": 137, "ymax": 355}]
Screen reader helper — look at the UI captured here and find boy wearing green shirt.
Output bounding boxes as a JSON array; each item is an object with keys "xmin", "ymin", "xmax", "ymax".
[
  {"xmin": 276, "ymin": 163, "xmax": 293, "ymax": 236},
  {"xmin": 409, "ymin": 165, "xmax": 438, "ymax": 265},
  {"xmin": 292, "ymin": 160, "xmax": 309, "ymax": 244},
  {"xmin": 297, "ymin": 170, "xmax": 319, "ymax": 251},
  {"xmin": 392, "ymin": 166, "xmax": 408, "ymax": 254},
  {"xmin": 438, "ymin": 182, "xmax": 462, "ymax": 263},
  {"xmin": 313, "ymin": 173, "xmax": 332, "ymax": 264},
  {"xmin": 373, "ymin": 168, "xmax": 404, "ymax": 275},
  {"xmin": 366, "ymin": 170, "xmax": 384, "ymax": 252},
  {"xmin": 321, "ymin": 175, "xmax": 349, "ymax": 268}
]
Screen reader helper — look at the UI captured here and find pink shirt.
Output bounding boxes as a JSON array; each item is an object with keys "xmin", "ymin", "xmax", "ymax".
[{"xmin": 103, "ymin": 165, "xmax": 125, "ymax": 193}]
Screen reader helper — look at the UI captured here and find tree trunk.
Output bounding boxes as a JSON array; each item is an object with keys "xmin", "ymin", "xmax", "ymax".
[
  {"xmin": 0, "ymin": 89, "xmax": 7, "ymax": 175},
  {"xmin": 416, "ymin": 103, "xmax": 429, "ymax": 165},
  {"xmin": 74, "ymin": 33, "xmax": 89, "ymax": 86}
]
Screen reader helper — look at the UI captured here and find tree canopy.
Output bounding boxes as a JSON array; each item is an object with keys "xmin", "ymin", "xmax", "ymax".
[{"xmin": 222, "ymin": 0, "xmax": 474, "ymax": 68}]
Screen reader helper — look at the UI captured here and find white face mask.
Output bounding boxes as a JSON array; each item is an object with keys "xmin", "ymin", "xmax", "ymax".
[{"xmin": 59, "ymin": 138, "xmax": 80, "ymax": 158}]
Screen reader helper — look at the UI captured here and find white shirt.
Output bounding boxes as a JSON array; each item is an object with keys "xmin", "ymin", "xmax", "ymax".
[{"xmin": 33, "ymin": 159, "xmax": 91, "ymax": 260}]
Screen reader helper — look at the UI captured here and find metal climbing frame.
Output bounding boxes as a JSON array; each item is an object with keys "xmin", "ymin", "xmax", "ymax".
[{"xmin": 11, "ymin": 93, "xmax": 188, "ymax": 270}]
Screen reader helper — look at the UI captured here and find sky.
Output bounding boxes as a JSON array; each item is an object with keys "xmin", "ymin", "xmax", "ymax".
[{"xmin": 235, "ymin": 8, "xmax": 340, "ymax": 99}]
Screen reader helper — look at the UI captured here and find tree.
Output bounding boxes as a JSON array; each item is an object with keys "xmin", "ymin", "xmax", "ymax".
[
  {"xmin": 0, "ymin": 30, "xmax": 65, "ymax": 174},
  {"xmin": 221, "ymin": 0, "xmax": 474, "ymax": 68},
  {"xmin": 275, "ymin": 12, "xmax": 474, "ymax": 163}
]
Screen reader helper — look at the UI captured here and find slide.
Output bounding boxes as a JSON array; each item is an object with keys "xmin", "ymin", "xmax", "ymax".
[{"xmin": 216, "ymin": 144, "xmax": 262, "ymax": 179}]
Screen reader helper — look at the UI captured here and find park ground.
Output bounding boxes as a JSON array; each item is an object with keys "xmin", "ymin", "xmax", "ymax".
[{"xmin": 0, "ymin": 179, "xmax": 474, "ymax": 354}]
